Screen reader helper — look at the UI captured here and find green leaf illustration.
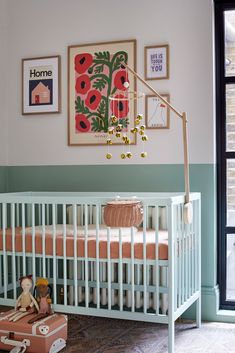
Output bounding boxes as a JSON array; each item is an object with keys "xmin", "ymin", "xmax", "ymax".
[
  {"xmin": 94, "ymin": 51, "xmax": 110, "ymax": 62},
  {"xmin": 91, "ymin": 117, "xmax": 105, "ymax": 132},
  {"xmin": 111, "ymin": 118, "xmax": 129, "ymax": 128},
  {"xmin": 75, "ymin": 96, "xmax": 90, "ymax": 115},
  {"xmin": 112, "ymin": 52, "xmax": 128, "ymax": 72},
  {"xmin": 94, "ymin": 65, "xmax": 104, "ymax": 74},
  {"xmin": 97, "ymin": 100, "xmax": 106, "ymax": 116},
  {"xmin": 93, "ymin": 78, "xmax": 106, "ymax": 91}
]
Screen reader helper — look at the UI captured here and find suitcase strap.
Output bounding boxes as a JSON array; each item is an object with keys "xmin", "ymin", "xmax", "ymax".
[{"xmin": 1, "ymin": 336, "xmax": 30, "ymax": 353}]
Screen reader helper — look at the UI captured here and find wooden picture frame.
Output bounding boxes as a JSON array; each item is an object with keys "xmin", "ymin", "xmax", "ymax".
[
  {"xmin": 68, "ymin": 39, "xmax": 136, "ymax": 146},
  {"xmin": 22, "ymin": 56, "xmax": 61, "ymax": 115},
  {"xmin": 144, "ymin": 44, "xmax": 169, "ymax": 80},
  {"xmin": 145, "ymin": 94, "xmax": 170, "ymax": 129}
]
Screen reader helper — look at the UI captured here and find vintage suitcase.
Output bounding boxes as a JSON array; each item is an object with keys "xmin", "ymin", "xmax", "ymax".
[{"xmin": 0, "ymin": 309, "xmax": 67, "ymax": 353}]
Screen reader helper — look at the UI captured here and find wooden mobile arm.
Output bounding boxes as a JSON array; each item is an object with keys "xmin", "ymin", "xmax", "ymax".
[{"xmin": 123, "ymin": 63, "xmax": 191, "ymax": 215}]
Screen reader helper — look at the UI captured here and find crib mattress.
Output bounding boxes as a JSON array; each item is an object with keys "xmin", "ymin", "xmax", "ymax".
[{"xmin": 0, "ymin": 225, "xmax": 169, "ymax": 260}]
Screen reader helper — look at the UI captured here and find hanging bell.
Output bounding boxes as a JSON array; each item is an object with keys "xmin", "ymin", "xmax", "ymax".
[
  {"xmin": 126, "ymin": 152, "xmax": 133, "ymax": 159},
  {"xmin": 106, "ymin": 153, "xmax": 112, "ymax": 160},
  {"xmin": 106, "ymin": 138, "xmax": 112, "ymax": 145},
  {"xmin": 135, "ymin": 118, "xmax": 140, "ymax": 125},
  {"xmin": 141, "ymin": 135, "xmax": 148, "ymax": 141},
  {"xmin": 108, "ymin": 127, "xmax": 114, "ymax": 135},
  {"xmin": 116, "ymin": 132, "xmax": 121, "ymax": 138},
  {"xmin": 141, "ymin": 152, "xmax": 147, "ymax": 158},
  {"xmin": 137, "ymin": 114, "xmax": 143, "ymax": 121},
  {"xmin": 139, "ymin": 130, "xmax": 145, "ymax": 136},
  {"xmin": 140, "ymin": 125, "xmax": 146, "ymax": 131},
  {"xmin": 110, "ymin": 115, "xmax": 118, "ymax": 124},
  {"xmin": 121, "ymin": 153, "xmax": 126, "ymax": 159}
]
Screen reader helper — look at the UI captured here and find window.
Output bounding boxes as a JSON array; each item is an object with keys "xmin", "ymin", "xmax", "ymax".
[{"xmin": 215, "ymin": 0, "xmax": 235, "ymax": 309}]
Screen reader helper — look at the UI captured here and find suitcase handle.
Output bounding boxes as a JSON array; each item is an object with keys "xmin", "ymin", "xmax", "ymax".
[{"xmin": 1, "ymin": 336, "xmax": 30, "ymax": 353}]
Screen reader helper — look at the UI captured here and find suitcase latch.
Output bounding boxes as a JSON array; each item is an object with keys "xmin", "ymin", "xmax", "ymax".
[{"xmin": 1, "ymin": 335, "xmax": 30, "ymax": 353}]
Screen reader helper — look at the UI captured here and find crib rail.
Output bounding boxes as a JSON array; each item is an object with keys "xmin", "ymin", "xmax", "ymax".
[{"xmin": 0, "ymin": 192, "xmax": 201, "ymax": 329}]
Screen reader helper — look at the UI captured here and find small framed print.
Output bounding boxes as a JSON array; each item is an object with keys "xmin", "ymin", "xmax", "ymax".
[
  {"xmin": 144, "ymin": 44, "xmax": 169, "ymax": 80},
  {"xmin": 22, "ymin": 56, "xmax": 61, "ymax": 115},
  {"xmin": 145, "ymin": 94, "xmax": 170, "ymax": 129}
]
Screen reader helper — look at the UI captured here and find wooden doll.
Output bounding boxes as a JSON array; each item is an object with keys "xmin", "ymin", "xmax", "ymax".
[
  {"xmin": 28, "ymin": 278, "xmax": 53, "ymax": 324},
  {"xmin": 8, "ymin": 275, "xmax": 39, "ymax": 322}
]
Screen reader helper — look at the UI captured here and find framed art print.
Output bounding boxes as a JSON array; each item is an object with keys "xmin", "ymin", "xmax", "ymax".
[
  {"xmin": 68, "ymin": 39, "xmax": 136, "ymax": 146},
  {"xmin": 144, "ymin": 44, "xmax": 169, "ymax": 80},
  {"xmin": 145, "ymin": 94, "xmax": 170, "ymax": 129},
  {"xmin": 22, "ymin": 56, "xmax": 61, "ymax": 115}
]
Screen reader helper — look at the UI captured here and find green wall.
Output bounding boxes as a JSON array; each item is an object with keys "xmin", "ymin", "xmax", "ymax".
[{"xmin": 0, "ymin": 167, "xmax": 7, "ymax": 192}]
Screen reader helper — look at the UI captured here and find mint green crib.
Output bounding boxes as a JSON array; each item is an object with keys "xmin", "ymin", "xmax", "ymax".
[{"xmin": 0, "ymin": 192, "xmax": 201, "ymax": 353}]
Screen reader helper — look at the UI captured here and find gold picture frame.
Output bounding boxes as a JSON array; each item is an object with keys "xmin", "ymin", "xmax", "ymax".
[
  {"xmin": 68, "ymin": 39, "xmax": 136, "ymax": 146},
  {"xmin": 144, "ymin": 44, "xmax": 169, "ymax": 80},
  {"xmin": 145, "ymin": 94, "xmax": 170, "ymax": 129}
]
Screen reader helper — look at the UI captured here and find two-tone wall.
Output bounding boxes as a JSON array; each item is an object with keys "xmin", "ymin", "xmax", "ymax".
[{"xmin": 0, "ymin": 0, "xmax": 229, "ymax": 321}]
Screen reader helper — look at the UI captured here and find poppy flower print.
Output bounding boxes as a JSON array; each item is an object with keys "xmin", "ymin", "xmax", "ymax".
[
  {"xmin": 114, "ymin": 70, "xmax": 129, "ymax": 91},
  {"xmin": 75, "ymin": 114, "xmax": 91, "ymax": 132},
  {"xmin": 73, "ymin": 49, "xmax": 132, "ymax": 135},
  {"xmin": 85, "ymin": 89, "xmax": 102, "ymax": 111},
  {"xmin": 75, "ymin": 53, "xmax": 93, "ymax": 74},
  {"xmin": 110, "ymin": 94, "xmax": 129, "ymax": 118},
  {"xmin": 75, "ymin": 75, "xmax": 91, "ymax": 95}
]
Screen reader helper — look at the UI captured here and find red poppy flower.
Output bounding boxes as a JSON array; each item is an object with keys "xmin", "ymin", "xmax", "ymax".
[
  {"xmin": 75, "ymin": 75, "xmax": 91, "ymax": 95},
  {"xmin": 75, "ymin": 114, "xmax": 90, "ymax": 132},
  {"xmin": 114, "ymin": 70, "xmax": 129, "ymax": 91},
  {"xmin": 75, "ymin": 53, "xmax": 93, "ymax": 74},
  {"xmin": 85, "ymin": 90, "xmax": 102, "ymax": 110},
  {"xmin": 110, "ymin": 94, "xmax": 129, "ymax": 118}
]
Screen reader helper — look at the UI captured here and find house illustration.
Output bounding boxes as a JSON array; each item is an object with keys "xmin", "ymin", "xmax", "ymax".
[{"xmin": 31, "ymin": 81, "xmax": 50, "ymax": 104}]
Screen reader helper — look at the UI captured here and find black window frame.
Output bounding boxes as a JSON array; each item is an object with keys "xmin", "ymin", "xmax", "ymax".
[{"xmin": 215, "ymin": 0, "xmax": 235, "ymax": 309}]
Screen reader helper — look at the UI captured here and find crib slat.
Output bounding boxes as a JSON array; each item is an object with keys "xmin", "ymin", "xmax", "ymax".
[
  {"xmin": 84, "ymin": 204, "xmax": 89, "ymax": 308},
  {"xmin": 143, "ymin": 205, "xmax": 147, "ymax": 314},
  {"xmin": 168, "ymin": 204, "xmax": 175, "ymax": 353},
  {"xmin": 22, "ymin": 203, "xmax": 26, "ymax": 277},
  {"xmin": 42, "ymin": 204, "xmax": 46, "ymax": 278},
  {"xmin": 63, "ymin": 204, "xmax": 67, "ymax": 306},
  {"xmin": 73, "ymin": 204, "xmax": 78, "ymax": 307},
  {"xmin": 96, "ymin": 205, "xmax": 100, "ymax": 309},
  {"xmin": 119, "ymin": 228, "xmax": 123, "ymax": 311},
  {"xmin": 52, "ymin": 204, "xmax": 57, "ymax": 305},
  {"xmin": 131, "ymin": 226, "xmax": 135, "ymax": 312},
  {"xmin": 154, "ymin": 206, "xmax": 159, "ymax": 315},
  {"xmin": 32, "ymin": 204, "xmax": 36, "ymax": 284},
  {"xmin": 2, "ymin": 203, "xmax": 7, "ymax": 299},
  {"xmin": 107, "ymin": 227, "xmax": 111, "ymax": 310},
  {"xmin": 177, "ymin": 205, "xmax": 182, "ymax": 308},
  {"xmin": 11, "ymin": 203, "xmax": 17, "ymax": 300}
]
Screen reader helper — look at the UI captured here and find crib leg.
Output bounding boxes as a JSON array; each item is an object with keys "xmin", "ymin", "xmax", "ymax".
[
  {"xmin": 196, "ymin": 295, "xmax": 201, "ymax": 328},
  {"xmin": 168, "ymin": 319, "xmax": 175, "ymax": 353}
]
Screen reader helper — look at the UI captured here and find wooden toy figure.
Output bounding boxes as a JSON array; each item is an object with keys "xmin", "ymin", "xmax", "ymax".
[
  {"xmin": 8, "ymin": 275, "xmax": 39, "ymax": 322},
  {"xmin": 28, "ymin": 278, "xmax": 53, "ymax": 324}
]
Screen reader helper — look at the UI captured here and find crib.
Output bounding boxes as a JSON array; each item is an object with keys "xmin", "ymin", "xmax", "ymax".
[{"xmin": 0, "ymin": 191, "xmax": 201, "ymax": 353}]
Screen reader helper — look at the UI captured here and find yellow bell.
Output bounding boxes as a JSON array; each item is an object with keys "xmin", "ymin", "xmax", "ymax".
[
  {"xmin": 135, "ymin": 118, "xmax": 140, "ymax": 125},
  {"xmin": 121, "ymin": 153, "xmax": 126, "ymax": 159},
  {"xmin": 111, "ymin": 115, "xmax": 117, "ymax": 124},
  {"xmin": 125, "ymin": 139, "xmax": 131, "ymax": 145},
  {"xmin": 140, "ymin": 125, "xmax": 146, "ymax": 131},
  {"xmin": 106, "ymin": 153, "xmax": 112, "ymax": 159},
  {"xmin": 139, "ymin": 130, "xmax": 145, "ymax": 136},
  {"xmin": 122, "ymin": 135, "xmax": 128, "ymax": 142},
  {"xmin": 137, "ymin": 114, "xmax": 143, "ymax": 120},
  {"xmin": 106, "ymin": 139, "xmax": 112, "ymax": 145},
  {"xmin": 141, "ymin": 135, "xmax": 148, "ymax": 141},
  {"xmin": 116, "ymin": 132, "xmax": 121, "ymax": 138},
  {"xmin": 126, "ymin": 152, "xmax": 133, "ymax": 159},
  {"xmin": 108, "ymin": 127, "xmax": 114, "ymax": 135},
  {"xmin": 141, "ymin": 152, "xmax": 147, "ymax": 158}
]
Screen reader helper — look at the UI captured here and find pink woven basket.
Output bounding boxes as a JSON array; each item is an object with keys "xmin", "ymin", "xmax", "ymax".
[{"xmin": 103, "ymin": 200, "xmax": 143, "ymax": 228}]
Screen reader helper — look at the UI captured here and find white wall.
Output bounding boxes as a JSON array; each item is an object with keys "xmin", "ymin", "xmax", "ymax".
[
  {"xmin": 6, "ymin": 0, "xmax": 214, "ymax": 166},
  {"xmin": 0, "ymin": 0, "xmax": 8, "ymax": 165}
]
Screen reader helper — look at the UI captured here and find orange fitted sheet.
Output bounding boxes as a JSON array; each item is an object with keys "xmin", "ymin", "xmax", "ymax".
[{"xmin": 0, "ymin": 226, "xmax": 169, "ymax": 260}]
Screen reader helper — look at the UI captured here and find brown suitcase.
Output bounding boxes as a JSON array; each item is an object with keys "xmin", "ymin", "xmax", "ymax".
[{"xmin": 0, "ymin": 309, "xmax": 67, "ymax": 353}]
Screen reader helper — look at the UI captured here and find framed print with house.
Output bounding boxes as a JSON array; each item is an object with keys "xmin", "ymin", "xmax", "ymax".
[
  {"xmin": 145, "ymin": 94, "xmax": 170, "ymax": 129},
  {"xmin": 144, "ymin": 45, "xmax": 169, "ymax": 80},
  {"xmin": 68, "ymin": 39, "xmax": 136, "ymax": 146},
  {"xmin": 22, "ymin": 56, "xmax": 61, "ymax": 115}
]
